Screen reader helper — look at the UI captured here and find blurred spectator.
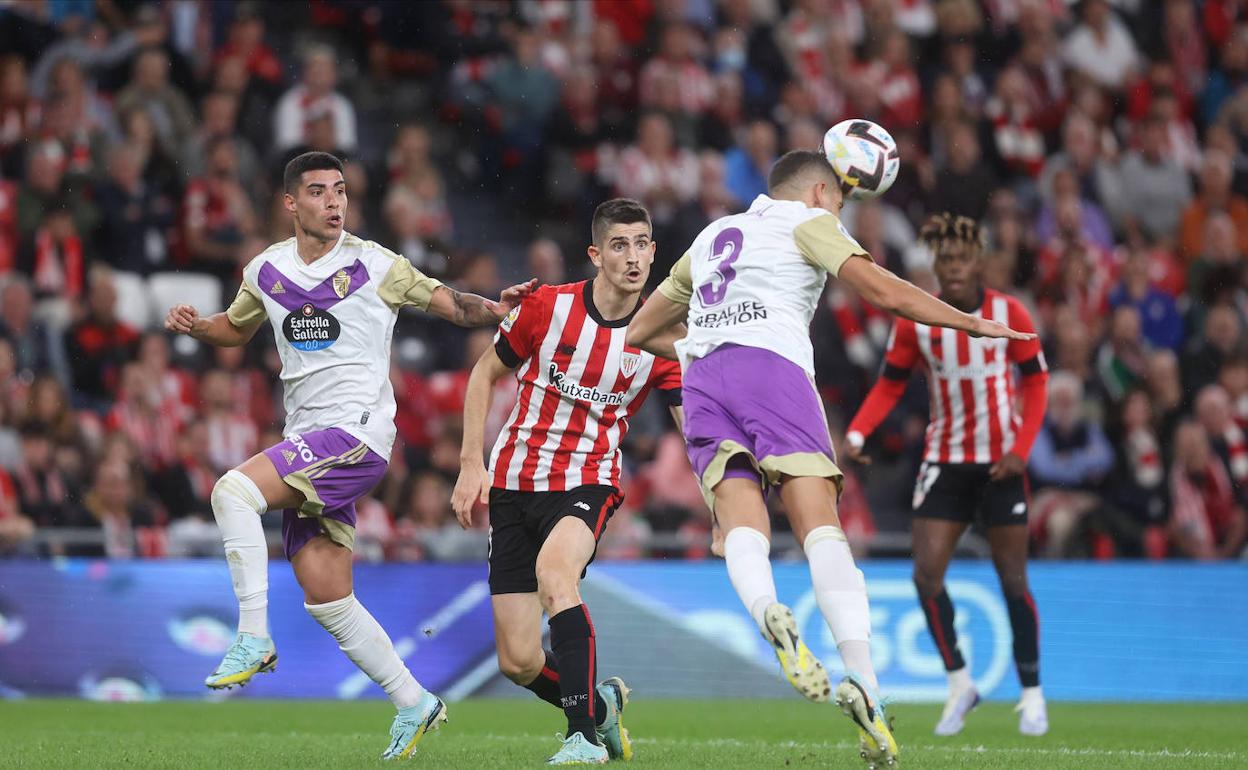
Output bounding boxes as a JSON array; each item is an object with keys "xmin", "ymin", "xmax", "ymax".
[
  {"xmin": 274, "ymin": 45, "xmax": 357, "ymax": 154},
  {"xmin": 15, "ymin": 140, "xmax": 98, "ymax": 247},
  {"xmin": 94, "ymin": 142, "xmax": 175, "ymax": 275},
  {"xmin": 64, "ymin": 267, "xmax": 140, "ymax": 409},
  {"xmin": 1096, "ymin": 305, "xmax": 1150, "ymax": 403},
  {"xmin": 1178, "ymin": 149, "xmax": 1248, "ymax": 263},
  {"xmin": 26, "ymin": 205, "xmax": 86, "ymax": 304},
  {"xmin": 698, "ymin": 72, "xmax": 746, "ymax": 152},
  {"xmin": 0, "ymin": 276, "xmax": 69, "ymax": 384},
  {"xmin": 639, "ymin": 22, "xmax": 713, "ymax": 119},
  {"xmin": 527, "ymin": 238, "xmax": 566, "ymax": 286},
  {"xmin": 23, "ymin": 375, "xmax": 82, "ymax": 449},
  {"xmin": 396, "ymin": 470, "xmax": 485, "ymax": 561},
  {"xmin": 181, "ymin": 137, "xmax": 257, "ymax": 282},
  {"xmin": 1115, "ymin": 114, "xmax": 1193, "ymax": 245},
  {"xmin": 546, "ymin": 70, "xmax": 610, "ymax": 208},
  {"xmin": 113, "ymin": 47, "xmax": 195, "ymax": 155},
  {"xmin": 106, "ymin": 362, "xmax": 180, "ymax": 470},
  {"xmin": 1204, "ymin": 25, "xmax": 1248, "ymax": 124},
  {"xmin": 11, "ymin": 421, "xmax": 79, "ymax": 528},
  {"xmin": 1196, "ymin": 385, "xmax": 1248, "ymax": 503},
  {"xmin": 211, "ymin": 6, "xmax": 282, "ymax": 87},
  {"xmin": 985, "ymin": 65, "xmax": 1046, "ymax": 179},
  {"xmin": 1184, "ymin": 304, "xmax": 1245, "ymax": 396},
  {"xmin": 1169, "ymin": 421, "xmax": 1248, "ymax": 559},
  {"xmin": 1107, "ymin": 249, "xmax": 1183, "ymax": 353},
  {"xmin": 181, "ymin": 91, "xmax": 261, "ymax": 191},
  {"xmin": 155, "ymin": 419, "xmax": 222, "ymax": 558},
  {"xmin": 1061, "ymin": 0, "xmax": 1140, "ymax": 92},
  {"xmin": 120, "ymin": 107, "xmax": 181, "ymax": 203},
  {"xmin": 81, "ymin": 458, "xmax": 150, "ymax": 560},
  {"xmin": 1038, "ymin": 111, "xmax": 1116, "ymax": 208},
  {"xmin": 199, "ymin": 369, "xmax": 259, "ymax": 474},
  {"xmin": 0, "ymin": 466, "xmax": 34, "ymax": 554},
  {"xmin": 723, "ymin": 119, "xmax": 776, "ymax": 207},
  {"xmin": 613, "ymin": 113, "xmax": 699, "ymax": 226},
  {"xmin": 1187, "ymin": 212, "xmax": 1243, "ymax": 325},
  {"xmin": 1105, "ymin": 389, "xmax": 1168, "ymax": 549},
  {"xmin": 483, "ymin": 25, "xmax": 560, "ymax": 168},
  {"xmin": 930, "ymin": 120, "xmax": 995, "ymax": 220},
  {"xmin": 864, "ymin": 29, "xmax": 923, "ymax": 130},
  {"xmin": 43, "ymin": 56, "xmax": 118, "ymax": 147},
  {"xmin": 0, "ymin": 55, "xmax": 41, "ymax": 170},
  {"xmin": 588, "ymin": 19, "xmax": 639, "ymax": 139},
  {"xmin": 1030, "ymin": 372, "xmax": 1117, "ymax": 557},
  {"xmin": 1035, "ymin": 168, "xmax": 1114, "ymax": 253},
  {"xmin": 212, "ymin": 345, "xmax": 275, "ymax": 430}
]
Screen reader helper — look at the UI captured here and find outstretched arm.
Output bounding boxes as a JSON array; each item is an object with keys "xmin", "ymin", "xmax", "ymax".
[
  {"xmin": 451, "ymin": 345, "xmax": 515, "ymax": 528},
  {"xmin": 165, "ymin": 304, "xmax": 262, "ymax": 347},
  {"xmin": 427, "ymin": 280, "xmax": 538, "ymax": 328},
  {"xmin": 626, "ymin": 292, "xmax": 689, "ymax": 359},
  {"xmin": 838, "ymin": 258, "xmax": 1034, "ymax": 340}
]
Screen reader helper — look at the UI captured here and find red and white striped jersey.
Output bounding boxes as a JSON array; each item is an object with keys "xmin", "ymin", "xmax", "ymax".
[
  {"xmin": 849, "ymin": 289, "xmax": 1049, "ymax": 465},
  {"xmin": 489, "ymin": 281, "xmax": 682, "ymax": 492}
]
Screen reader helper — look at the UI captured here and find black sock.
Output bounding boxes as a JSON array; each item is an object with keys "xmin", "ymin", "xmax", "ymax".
[
  {"xmin": 549, "ymin": 605, "xmax": 600, "ymax": 745},
  {"xmin": 919, "ymin": 588, "xmax": 966, "ymax": 672},
  {"xmin": 1005, "ymin": 592, "xmax": 1040, "ymax": 688},
  {"xmin": 523, "ymin": 650, "xmax": 607, "ymax": 726}
]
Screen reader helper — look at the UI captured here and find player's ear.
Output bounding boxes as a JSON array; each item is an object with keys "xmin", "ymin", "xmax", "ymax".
[
  {"xmin": 283, "ymin": 192, "xmax": 296, "ymax": 214},
  {"xmin": 587, "ymin": 245, "xmax": 602, "ymax": 269}
]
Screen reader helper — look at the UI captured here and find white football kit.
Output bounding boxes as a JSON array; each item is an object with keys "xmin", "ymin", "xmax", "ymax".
[{"xmin": 226, "ymin": 231, "xmax": 443, "ymax": 459}]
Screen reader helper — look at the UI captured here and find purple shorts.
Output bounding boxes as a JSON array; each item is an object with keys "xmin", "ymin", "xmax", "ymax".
[
  {"xmin": 683, "ymin": 345, "xmax": 842, "ymax": 501},
  {"xmin": 262, "ymin": 427, "xmax": 388, "ymax": 559}
]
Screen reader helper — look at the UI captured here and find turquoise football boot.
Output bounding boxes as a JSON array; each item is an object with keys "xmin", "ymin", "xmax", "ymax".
[
  {"xmin": 595, "ymin": 677, "xmax": 632, "ymax": 760},
  {"xmin": 204, "ymin": 632, "xmax": 277, "ymax": 690},
  {"xmin": 381, "ymin": 690, "xmax": 448, "ymax": 760},
  {"xmin": 546, "ymin": 732, "xmax": 608, "ymax": 765},
  {"xmin": 835, "ymin": 673, "xmax": 899, "ymax": 769}
]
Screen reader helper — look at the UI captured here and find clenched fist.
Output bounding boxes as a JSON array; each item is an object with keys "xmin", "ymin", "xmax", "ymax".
[{"xmin": 165, "ymin": 304, "xmax": 200, "ymax": 335}]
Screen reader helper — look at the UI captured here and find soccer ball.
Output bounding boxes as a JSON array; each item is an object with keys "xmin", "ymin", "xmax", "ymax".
[{"xmin": 822, "ymin": 119, "xmax": 900, "ymax": 200}]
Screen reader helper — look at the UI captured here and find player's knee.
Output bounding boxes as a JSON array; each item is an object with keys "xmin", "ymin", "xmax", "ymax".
[
  {"xmin": 497, "ymin": 649, "xmax": 543, "ymax": 684},
  {"xmin": 210, "ymin": 470, "xmax": 266, "ymax": 519},
  {"xmin": 912, "ymin": 567, "xmax": 944, "ymax": 599},
  {"xmin": 535, "ymin": 561, "xmax": 579, "ymax": 612}
]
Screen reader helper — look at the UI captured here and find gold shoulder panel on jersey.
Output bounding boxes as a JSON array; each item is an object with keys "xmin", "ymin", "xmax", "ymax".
[
  {"xmin": 376, "ymin": 252, "xmax": 444, "ymax": 311},
  {"xmin": 794, "ymin": 214, "xmax": 871, "ymax": 277},
  {"xmin": 657, "ymin": 252, "xmax": 693, "ymax": 305},
  {"xmin": 226, "ymin": 280, "xmax": 267, "ymax": 326}
]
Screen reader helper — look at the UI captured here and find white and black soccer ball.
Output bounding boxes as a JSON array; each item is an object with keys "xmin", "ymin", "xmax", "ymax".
[{"xmin": 822, "ymin": 119, "xmax": 900, "ymax": 200}]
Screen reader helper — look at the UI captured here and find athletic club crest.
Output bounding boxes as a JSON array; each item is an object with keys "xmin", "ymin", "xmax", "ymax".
[
  {"xmin": 619, "ymin": 352, "xmax": 641, "ymax": 378},
  {"xmin": 332, "ymin": 269, "xmax": 351, "ymax": 299}
]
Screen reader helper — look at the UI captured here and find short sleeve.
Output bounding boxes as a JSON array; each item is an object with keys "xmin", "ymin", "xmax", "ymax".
[
  {"xmin": 656, "ymin": 252, "xmax": 693, "ymax": 305},
  {"xmin": 648, "ymin": 357, "xmax": 683, "ymax": 407},
  {"xmin": 882, "ymin": 318, "xmax": 920, "ymax": 378},
  {"xmin": 794, "ymin": 214, "xmax": 871, "ymax": 277},
  {"xmin": 1006, "ymin": 299, "xmax": 1047, "ymax": 373},
  {"xmin": 226, "ymin": 280, "xmax": 267, "ymax": 327},
  {"xmin": 494, "ymin": 290, "xmax": 548, "ymax": 368},
  {"xmin": 377, "ymin": 255, "xmax": 444, "ymax": 311}
]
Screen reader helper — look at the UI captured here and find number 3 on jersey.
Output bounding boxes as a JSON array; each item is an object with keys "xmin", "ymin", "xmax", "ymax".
[{"xmin": 697, "ymin": 227, "xmax": 744, "ymax": 306}]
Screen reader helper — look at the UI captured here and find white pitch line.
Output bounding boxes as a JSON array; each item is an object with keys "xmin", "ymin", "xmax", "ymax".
[{"xmin": 463, "ymin": 733, "xmax": 1244, "ymax": 761}]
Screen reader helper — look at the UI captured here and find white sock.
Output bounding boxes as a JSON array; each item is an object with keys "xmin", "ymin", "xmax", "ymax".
[
  {"xmin": 211, "ymin": 470, "xmax": 269, "ymax": 638},
  {"xmin": 723, "ymin": 527, "xmax": 777, "ymax": 633},
  {"xmin": 306, "ymin": 593, "xmax": 426, "ymax": 710},
  {"xmin": 1020, "ymin": 685, "xmax": 1044, "ymax": 703},
  {"xmin": 804, "ymin": 525, "xmax": 878, "ymax": 691},
  {"xmin": 948, "ymin": 666, "xmax": 973, "ymax": 693}
]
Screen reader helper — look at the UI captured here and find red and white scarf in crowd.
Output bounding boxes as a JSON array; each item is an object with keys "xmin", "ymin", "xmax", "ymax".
[
  {"xmin": 33, "ymin": 227, "xmax": 83, "ymax": 299},
  {"xmin": 1224, "ymin": 423, "xmax": 1248, "ymax": 484},
  {"xmin": 1126, "ymin": 428, "xmax": 1163, "ymax": 489}
]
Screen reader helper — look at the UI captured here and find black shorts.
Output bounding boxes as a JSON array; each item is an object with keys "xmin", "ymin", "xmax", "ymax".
[
  {"xmin": 487, "ymin": 485, "xmax": 623, "ymax": 595},
  {"xmin": 911, "ymin": 462, "xmax": 1028, "ymax": 528}
]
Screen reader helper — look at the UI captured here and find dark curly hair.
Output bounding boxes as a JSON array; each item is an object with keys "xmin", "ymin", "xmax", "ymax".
[{"xmin": 919, "ymin": 212, "xmax": 984, "ymax": 255}]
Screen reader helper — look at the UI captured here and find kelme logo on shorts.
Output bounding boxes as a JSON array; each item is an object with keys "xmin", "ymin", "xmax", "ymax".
[{"xmin": 283, "ymin": 303, "xmax": 340, "ymax": 351}]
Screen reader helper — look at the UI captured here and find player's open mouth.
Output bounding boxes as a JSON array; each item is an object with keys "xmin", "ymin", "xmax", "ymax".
[
  {"xmin": 626, "ymin": 270, "xmax": 642, "ymax": 281},
  {"xmin": 327, "ymin": 215, "xmax": 342, "ymax": 226}
]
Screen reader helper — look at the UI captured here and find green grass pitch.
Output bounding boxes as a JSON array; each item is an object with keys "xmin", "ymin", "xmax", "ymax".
[{"xmin": 3, "ymin": 698, "xmax": 1245, "ymax": 769}]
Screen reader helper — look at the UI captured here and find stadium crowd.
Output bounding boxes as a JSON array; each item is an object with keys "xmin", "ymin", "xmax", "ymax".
[{"xmin": 1, "ymin": 0, "xmax": 1247, "ymax": 563}]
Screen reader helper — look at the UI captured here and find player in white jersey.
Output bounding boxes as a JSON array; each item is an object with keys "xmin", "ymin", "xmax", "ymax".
[
  {"xmin": 164, "ymin": 152, "xmax": 535, "ymax": 760},
  {"xmin": 627, "ymin": 151, "xmax": 1033, "ymax": 768}
]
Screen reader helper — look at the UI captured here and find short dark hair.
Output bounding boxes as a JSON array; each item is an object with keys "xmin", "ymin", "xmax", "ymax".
[
  {"xmin": 591, "ymin": 198, "xmax": 651, "ymax": 246},
  {"xmin": 767, "ymin": 150, "xmax": 839, "ymax": 195},
  {"xmin": 283, "ymin": 151, "xmax": 344, "ymax": 194}
]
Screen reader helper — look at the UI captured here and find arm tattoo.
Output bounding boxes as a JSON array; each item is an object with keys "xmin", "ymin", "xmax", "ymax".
[{"xmin": 449, "ymin": 288, "xmax": 500, "ymax": 327}]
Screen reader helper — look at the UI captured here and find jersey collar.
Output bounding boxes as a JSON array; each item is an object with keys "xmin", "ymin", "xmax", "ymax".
[{"xmin": 583, "ymin": 279, "xmax": 641, "ymax": 328}]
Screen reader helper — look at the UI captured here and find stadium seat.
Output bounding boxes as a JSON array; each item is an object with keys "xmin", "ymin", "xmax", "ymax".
[
  {"xmin": 148, "ymin": 272, "xmax": 224, "ymax": 320},
  {"xmin": 111, "ymin": 271, "xmax": 152, "ymax": 330}
]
